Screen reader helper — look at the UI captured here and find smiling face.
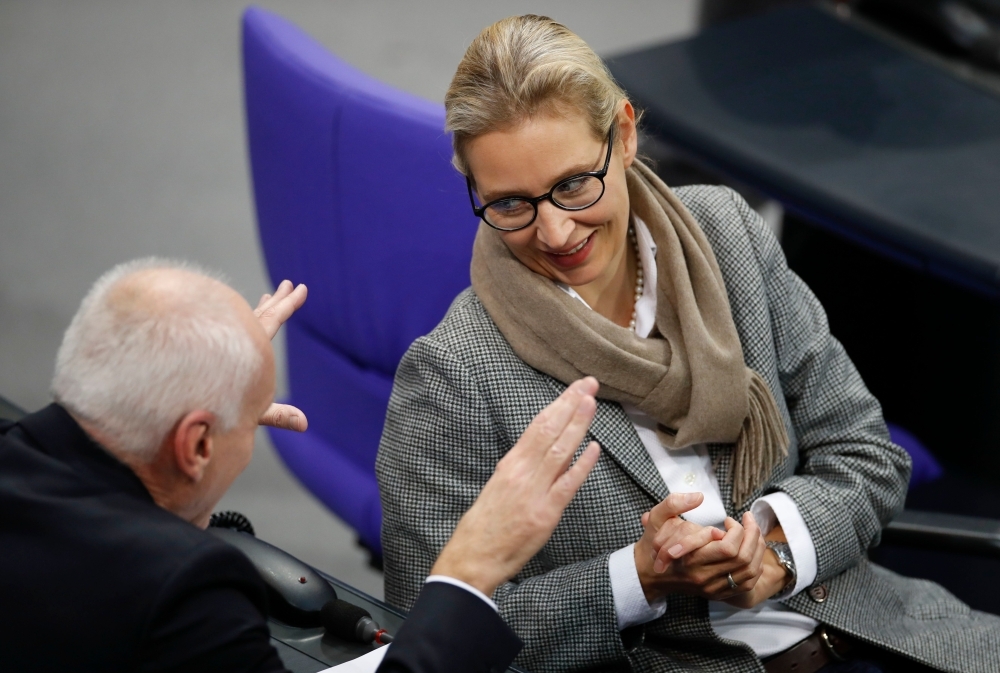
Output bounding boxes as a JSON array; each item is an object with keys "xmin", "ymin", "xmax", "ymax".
[{"xmin": 465, "ymin": 105, "xmax": 638, "ymax": 312}]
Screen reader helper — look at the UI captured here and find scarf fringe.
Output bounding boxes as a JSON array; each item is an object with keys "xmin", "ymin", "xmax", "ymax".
[{"xmin": 731, "ymin": 369, "xmax": 789, "ymax": 507}]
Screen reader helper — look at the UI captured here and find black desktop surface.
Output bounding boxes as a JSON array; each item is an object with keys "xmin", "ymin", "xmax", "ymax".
[{"xmin": 607, "ymin": 5, "xmax": 1000, "ymax": 295}]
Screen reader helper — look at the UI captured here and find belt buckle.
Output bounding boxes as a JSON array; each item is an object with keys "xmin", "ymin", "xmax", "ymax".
[{"xmin": 818, "ymin": 627, "xmax": 848, "ymax": 662}]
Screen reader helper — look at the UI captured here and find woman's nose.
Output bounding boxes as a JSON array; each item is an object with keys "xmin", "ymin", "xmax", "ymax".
[{"xmin": 534, "ymin": 201, "xmax": 575, "ymax": 249}]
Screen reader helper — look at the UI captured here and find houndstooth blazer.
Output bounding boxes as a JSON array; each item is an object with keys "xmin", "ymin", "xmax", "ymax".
[{"xmin": 376, "ymin": 185, "xmax": 1000, "ymax": 673}]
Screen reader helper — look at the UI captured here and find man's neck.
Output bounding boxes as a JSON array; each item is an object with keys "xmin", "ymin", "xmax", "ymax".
[{"xmin": 67, "ymin": 411, "xmax": 192, "ymax": 522}]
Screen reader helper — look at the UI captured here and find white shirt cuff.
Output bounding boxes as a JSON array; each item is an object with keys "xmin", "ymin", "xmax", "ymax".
[
  {"xmin": 425, "ymin": 575, "xmax": 499, "ymax": 613},
  {"xmin": 751, "ymin": 492, "xmax": 818, "ymax": 597},
  {"xmin": 608, "ymin": 544, "xmax": 667, "ymax": 630}
]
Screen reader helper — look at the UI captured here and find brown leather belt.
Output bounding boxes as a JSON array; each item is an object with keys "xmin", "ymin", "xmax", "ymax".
[{"xmin": 763, "ymin": 627, "xmax": 858, "ymax": 673}]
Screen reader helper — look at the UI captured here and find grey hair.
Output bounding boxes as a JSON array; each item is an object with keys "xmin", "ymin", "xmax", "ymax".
[
  {"xmin": 51, "ymin": 258, "xmax": 264, "ymax": 462},
  {"xmin": 445, "ymin": 14, "xmax": 633, "ymax": 176}
]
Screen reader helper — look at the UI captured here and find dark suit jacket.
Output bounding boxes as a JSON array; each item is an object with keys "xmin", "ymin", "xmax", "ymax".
[{"xmin": 0, "ymin": 404, "xmax": 521, "ymax": 673}]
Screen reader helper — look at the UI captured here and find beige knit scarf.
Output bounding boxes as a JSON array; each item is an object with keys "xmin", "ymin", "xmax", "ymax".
[{"xmin": 470, "ymin": 161, "xmax": 788, "ymax": 506}]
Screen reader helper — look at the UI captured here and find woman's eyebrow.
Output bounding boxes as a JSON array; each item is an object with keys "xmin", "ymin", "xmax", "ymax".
[{"xmin": 479, "ymin": 160, "xmax": 597, "ymax": 202}]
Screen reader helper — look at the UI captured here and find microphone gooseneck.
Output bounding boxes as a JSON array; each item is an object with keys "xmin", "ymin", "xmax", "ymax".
[{"xmin": 320, "ymin": 599, "xmax": 392, "ymax": 645}]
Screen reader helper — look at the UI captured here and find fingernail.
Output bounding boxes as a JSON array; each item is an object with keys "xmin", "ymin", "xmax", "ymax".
[
  {"xmin": 668, "ymin": 544, "xmax": 684, "ymax": 558},
  {"xmin": 653, "ymin": 559, "xmax": 665, "ymax": 573},
  {"xmin": 683, "ymin": 492, "xmax": 699, "ymax": 504}
]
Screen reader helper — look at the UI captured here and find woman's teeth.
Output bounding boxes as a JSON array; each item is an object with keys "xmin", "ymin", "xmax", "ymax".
[{"xmin": 553, "ymin": 235, "xmax": 590, "ymax": 256}]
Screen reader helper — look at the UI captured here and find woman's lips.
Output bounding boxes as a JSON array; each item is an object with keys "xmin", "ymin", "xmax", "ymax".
[{"xmin": 544, "ymin": 232, "xmax": 595, "ymax": 269}]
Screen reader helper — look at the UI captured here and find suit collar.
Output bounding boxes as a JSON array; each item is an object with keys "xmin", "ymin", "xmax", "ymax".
[{"xmin": 16, "ymin": 403, "xmax": 154, "ymax": 504}]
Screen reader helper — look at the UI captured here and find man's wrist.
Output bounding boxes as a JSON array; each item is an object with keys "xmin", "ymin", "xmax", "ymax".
[{"xmin": 430, "ymin": 549, "xmax": 501, "ymax": 598}]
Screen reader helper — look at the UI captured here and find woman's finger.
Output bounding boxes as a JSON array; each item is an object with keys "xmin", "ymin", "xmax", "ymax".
[
  {"xmin": 647, "ymin": 492, "xmax": 704, "ymax": 530},
  {"xmin": 729, "ymin": 512, "xmax": 761, "ymax": 573},
  {"xmin": 651, "ymin": 517, "xmax": 702, "ymax": 554},
  {"xmin": 652, "ymin": 525, "xmax": 719, "ymax": 572},
  {"xmin": 685, "ymin": 517, "xmax": 746, "ymax": 566}
]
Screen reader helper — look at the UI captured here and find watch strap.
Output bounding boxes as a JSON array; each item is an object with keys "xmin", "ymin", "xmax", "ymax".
[{"xmin": 766, "ymin": 540, "xmax": 797, "ymax": 601}]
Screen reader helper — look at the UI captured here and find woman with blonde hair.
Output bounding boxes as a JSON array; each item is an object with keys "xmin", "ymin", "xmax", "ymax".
[{"xmin": 376, "ymin": 15, "xmax": 999, "ymax": 673}]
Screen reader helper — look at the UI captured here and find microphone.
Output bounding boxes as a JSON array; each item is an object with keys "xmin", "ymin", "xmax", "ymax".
[{"xmin": 321, "ymin": 599, "xmax": 393, "ymax": 645}]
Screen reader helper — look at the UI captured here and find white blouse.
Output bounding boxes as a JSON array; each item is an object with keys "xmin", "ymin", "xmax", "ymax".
[{"xmin": 558, "ymin": 217, "xmax": 818, "ymax": 658}]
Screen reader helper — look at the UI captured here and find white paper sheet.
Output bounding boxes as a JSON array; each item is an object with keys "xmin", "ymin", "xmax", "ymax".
[{"xmin": 317, "ymin": 645, "xmax": 388, "ymax": 672}]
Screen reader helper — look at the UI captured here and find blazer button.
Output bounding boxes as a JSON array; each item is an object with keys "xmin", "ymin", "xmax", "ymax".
[{"xmin": 808, "ymin": 584, "xmax": 828, "ymax": 603}]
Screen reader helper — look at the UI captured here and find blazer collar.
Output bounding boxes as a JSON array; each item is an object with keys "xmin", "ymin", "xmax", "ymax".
[
  {"xmin": 16, "ymin": 403, "xmax": 154, "ymax": 504},
  {"xmin": 542, "ymin": 377, "xmax": 668, "ymax": 504}
]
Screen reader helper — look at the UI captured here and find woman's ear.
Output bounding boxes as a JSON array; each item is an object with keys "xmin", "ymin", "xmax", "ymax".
[
  {"xmin": 171, "ymin": 410, "xmax": 216, "ymax": 483},
  {"xmin": 617, "ymin": 100, "xmax": 638, "ymax": 170}
]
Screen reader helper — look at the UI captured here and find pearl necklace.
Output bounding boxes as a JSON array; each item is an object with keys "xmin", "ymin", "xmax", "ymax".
[{"xmin": 628, "ymin": 226, "xmax": 644, "ymax": 332}]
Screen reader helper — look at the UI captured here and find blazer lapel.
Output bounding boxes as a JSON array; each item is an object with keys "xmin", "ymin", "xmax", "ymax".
[
  {"xmin": 541, "ymin": 373, "xmax": 668, "ymax": 503},
  {"xmin": 590, "ymin": 399, "xmax": 670, "ymax": 504}
]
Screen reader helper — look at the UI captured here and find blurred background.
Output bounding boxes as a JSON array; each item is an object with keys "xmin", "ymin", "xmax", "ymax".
[{"xmin": 0, "ymin": 0, "xmax": 702, "ymax": 599}]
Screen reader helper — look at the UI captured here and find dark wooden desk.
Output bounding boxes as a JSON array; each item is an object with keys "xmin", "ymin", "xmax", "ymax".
[{"xmin": 607, "ymin": 4, "xmax": 1000, "ymax": 296}]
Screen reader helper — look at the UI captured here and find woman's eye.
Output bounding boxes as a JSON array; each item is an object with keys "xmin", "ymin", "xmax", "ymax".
[
  {"xmin": 491, "ymin": 198, "xmax": 529, "ymax": 215},
  {"xmin": 556, "ymin": 177, "xmax": 587, "ymax": 195}
]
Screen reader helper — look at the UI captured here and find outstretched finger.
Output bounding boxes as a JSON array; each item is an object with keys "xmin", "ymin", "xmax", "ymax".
[
  {"xmin": 648, "ymin": 492, "xmax": 705, "ymax": 530},
  {"xmin": 255, "ymin": 283, "xmax": 308, "ymax": 340},
  {"xmin": 550, "ymin": 441, "xmax": 601, "ymax": 506},
  {"xmin": 255, "ymin": 280, "xmax": 292, "ymax": 315},
  {"xmin": 510, "ymin": 378, "xmax": 597, "ymax": 465},
  {"xmin": 538, "ymin": 392, "xmax": 597, "ymax": 480},
  {"xmin": 259, "ymin": 403, "xmax": 308, "ymax": 432}
]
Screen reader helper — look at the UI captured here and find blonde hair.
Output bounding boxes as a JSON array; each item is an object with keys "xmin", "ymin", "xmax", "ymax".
[{"xmin": 445, "ymin": 14, "xmax": 631, "ymax": 176}]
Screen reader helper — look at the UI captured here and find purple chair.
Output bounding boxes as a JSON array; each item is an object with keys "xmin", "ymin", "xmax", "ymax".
[{"xmin": 242, "ymin": 7, "xmax": 475, "ymax": 557}]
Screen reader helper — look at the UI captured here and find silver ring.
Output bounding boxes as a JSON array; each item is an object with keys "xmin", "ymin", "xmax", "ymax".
[{"xmin": 726, "ymin": 573, "xmax": 738, "ymax": 590}]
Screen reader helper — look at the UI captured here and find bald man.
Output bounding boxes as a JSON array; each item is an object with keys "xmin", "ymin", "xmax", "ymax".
[{"xmin": 0, "ymin": 259, "xmax": 625, "ymax": 673}]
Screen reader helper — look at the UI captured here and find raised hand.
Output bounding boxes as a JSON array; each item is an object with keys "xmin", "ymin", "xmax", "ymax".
[
  {"xmin": 254, "ymin": 280, "xmax": 308, "ymax": 340},
  {"xmin": 430, "ymin": 378, "xmax": 603, "ymax": 597},
  {"xmin": 254, "ymin": 280, "xmax": 309, "ymax": 432}
]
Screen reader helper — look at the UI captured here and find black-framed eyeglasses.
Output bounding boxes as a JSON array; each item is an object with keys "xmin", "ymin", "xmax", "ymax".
[{"xmin": 467, "ymin": 126, "xmax": 615, "ymax": 232}]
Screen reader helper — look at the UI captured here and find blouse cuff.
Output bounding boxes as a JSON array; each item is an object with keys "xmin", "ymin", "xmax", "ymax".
[
  {"xmin": 608, "ymin": 544, "xmax": 667, "ymax": 630},
  {"xmin": 751, "ymin": 492, "xmax": 818, "ymax": 597}
]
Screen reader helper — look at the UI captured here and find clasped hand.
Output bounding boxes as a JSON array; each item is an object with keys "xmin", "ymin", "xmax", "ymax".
[{"xmin": 634, "ymin": 493, "xmax": 784, "ymax": 609}]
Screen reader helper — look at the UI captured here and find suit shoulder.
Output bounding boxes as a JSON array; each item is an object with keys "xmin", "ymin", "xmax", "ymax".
[
  {"xmin": 673, "ymin": 184, "xmax": 779, "ymax": 275},
  {"xmin": 409, "ymin": 288, "xmax": 516, "ymax": 364}
]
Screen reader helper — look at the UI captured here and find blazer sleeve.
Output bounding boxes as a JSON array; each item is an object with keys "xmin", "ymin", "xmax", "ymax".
[
  {"xmin": 377, "ymin": 333, "xmax": 630, "ymax": 673},
  {"xmin": 731, "ymin": 190, "xmax": 912, "ymax": 583},
  {"xmin": 377, "ymin": 581, "xmax": 521, "ymax": 673}
]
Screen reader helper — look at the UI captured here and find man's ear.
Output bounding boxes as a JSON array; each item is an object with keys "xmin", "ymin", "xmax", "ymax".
[
  {"xmin": 171, "ymin": 410, "xmax": 216, "ymax": 482},
  {"xmin": 617, "ymin": 100, "xmax": 638, "ymax": 170}
]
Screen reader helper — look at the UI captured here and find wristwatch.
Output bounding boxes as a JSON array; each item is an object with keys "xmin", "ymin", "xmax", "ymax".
[{"xmin": 766, "ymin": 541, "xmax": 797, "ymax": 601}]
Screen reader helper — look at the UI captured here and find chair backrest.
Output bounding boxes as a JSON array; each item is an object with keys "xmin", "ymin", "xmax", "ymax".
[
  {"xmin": 242, "ymin": 7, "xmax": 476, "ymax": 550},
  {"xmin": 243, "ymin": 6, "xmax": 475, "ymax": 378}
]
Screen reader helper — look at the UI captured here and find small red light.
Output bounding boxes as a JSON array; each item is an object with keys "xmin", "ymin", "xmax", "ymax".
[{"xmin": 298, "ymin": 577, "xmax": 307, "ymax": 584}]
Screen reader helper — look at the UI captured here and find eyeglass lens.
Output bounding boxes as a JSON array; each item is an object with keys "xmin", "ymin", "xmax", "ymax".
[{"xmin": 483, "ymin": 175, "xmax": 605, "ymax": 230}]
